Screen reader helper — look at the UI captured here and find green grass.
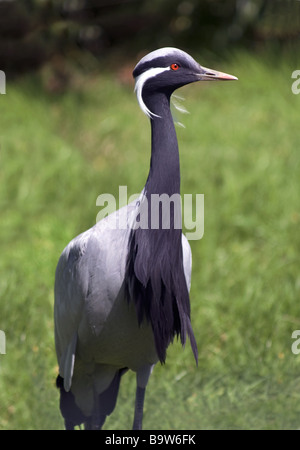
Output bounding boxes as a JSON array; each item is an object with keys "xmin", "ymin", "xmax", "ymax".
[{"xmin": 1, "ymin": 49, "xmax": 300, "ymax": 429}]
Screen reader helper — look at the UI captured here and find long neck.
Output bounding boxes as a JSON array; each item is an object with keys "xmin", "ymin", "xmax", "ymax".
[
  {"xmin": 125, "ymin": 90, "xmax": 198, "ymax": 364},
  {"xmin": 144, "ymin": 92, "xmax": 180, "ymax": 196}
]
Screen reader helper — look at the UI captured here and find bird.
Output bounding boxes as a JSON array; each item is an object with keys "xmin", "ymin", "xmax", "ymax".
[{"xmin": 54, "ymin": 47, "xmax": 237, "ymax": 430}]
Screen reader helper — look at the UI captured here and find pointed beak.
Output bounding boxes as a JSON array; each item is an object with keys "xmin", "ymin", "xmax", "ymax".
[{"xmin": 198, "ymin": 66, "xmax": 238, "ymax": 81}]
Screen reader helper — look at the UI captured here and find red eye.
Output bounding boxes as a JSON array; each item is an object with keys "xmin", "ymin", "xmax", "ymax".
[{"xmin": 171, "ymin": 63, "xmax": 179, "ymax": 71}]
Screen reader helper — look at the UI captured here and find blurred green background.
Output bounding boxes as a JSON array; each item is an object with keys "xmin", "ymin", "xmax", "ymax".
[{"xmin": 1, "ymin": 0, "xmax": 300, "ymax": 430}]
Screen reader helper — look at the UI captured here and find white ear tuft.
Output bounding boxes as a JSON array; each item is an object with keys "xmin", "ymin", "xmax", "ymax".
[{"xmin": 134, "ymin": 67, "xmax": 170, "ymax": 118}]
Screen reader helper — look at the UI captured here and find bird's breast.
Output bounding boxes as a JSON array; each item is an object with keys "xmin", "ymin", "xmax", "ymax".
[{"xmin": 77, "ymin": 285, "xmax": 158, "ymax": 371}]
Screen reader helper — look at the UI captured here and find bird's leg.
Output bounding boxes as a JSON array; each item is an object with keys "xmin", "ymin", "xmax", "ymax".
[
  {"xmin": 132, "ymin": 386, "xmax": 146, "ymax": 430},
  {"xmin": 132, "ymin": 364, "xmax": 154, "ymax": 430},
  {"xmin": 84, "ymin": 406, "xmax": 106, "ymax": 430},
  {"xmin": 86, "ymin": 386, "xmax": 107, "ymax": 430},
  {"xmin": 64, "ymin": 420, "xmax": 75, "ymax": 430}
]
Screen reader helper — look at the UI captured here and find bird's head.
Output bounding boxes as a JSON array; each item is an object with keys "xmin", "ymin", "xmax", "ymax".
[{"xmin": 133, "ymin": 47, "xmax": 237, "ymax": 118}]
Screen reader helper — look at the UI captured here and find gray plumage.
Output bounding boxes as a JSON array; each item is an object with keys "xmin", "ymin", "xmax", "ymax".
[{"xmin": 54, "ymin": 47, "xmax": 237, "ymax": 430}]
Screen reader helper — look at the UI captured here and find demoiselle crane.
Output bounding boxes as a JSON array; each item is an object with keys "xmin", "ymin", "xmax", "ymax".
[{"xmin": 54, "ymin": 47, "xmax": 237, "ymax": 430}]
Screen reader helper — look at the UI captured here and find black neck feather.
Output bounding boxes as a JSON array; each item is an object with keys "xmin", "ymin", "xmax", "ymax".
[{"xmin": 125, "ymin": 91, "xmax": 198, "ymax": 364}]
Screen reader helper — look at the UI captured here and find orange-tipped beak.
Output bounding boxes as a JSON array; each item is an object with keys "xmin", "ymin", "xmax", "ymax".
[{"xmin": 199, "ymin": 66, "xmax": 238, "ymax": 81}]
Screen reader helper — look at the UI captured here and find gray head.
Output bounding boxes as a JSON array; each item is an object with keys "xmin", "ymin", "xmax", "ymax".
[{"xmin": 133, "ymin": 47, "xmax": 237, "ymax": 117}]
